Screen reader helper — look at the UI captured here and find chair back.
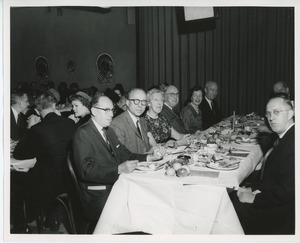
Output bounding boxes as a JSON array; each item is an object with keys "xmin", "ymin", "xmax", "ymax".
[
  {"xmin": 67, "ymin": 153, "xmax": 79, "ymax": 188},
  {"xmin": 66, "ymin": 152, "xmax": 84, "ymax": 202},
  {"xmin": 66, "ymin": 152, "xmax": 97, "ymax": 233}
]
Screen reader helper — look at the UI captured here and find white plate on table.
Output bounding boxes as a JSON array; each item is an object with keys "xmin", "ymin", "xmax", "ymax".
[
  {"xmin": 234, "ymin": 140, "xmax": 257, "ymax": 145},
  {"xmin": 206, "ymin": 158, "xmax": 240, "ymax": 171},
  {"xmin": 206, "ymin": 163, "xmax": 239, "ymax": 171},
  {"xmin": 135, "ymin": 162, "xmax": 165, "ymax": 171}
]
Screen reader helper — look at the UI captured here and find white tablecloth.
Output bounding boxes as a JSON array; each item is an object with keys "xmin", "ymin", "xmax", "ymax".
[
  {"xmin": 94, "ymin": 174, "xmax": 244, "ymax": 234},
  {"xmin": 94, "ymin": 142, "xmax": 263, "ymax": 235}
]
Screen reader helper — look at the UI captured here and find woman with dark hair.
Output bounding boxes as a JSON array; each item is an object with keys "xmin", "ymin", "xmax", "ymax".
[
  {"xmin": 180, "ymin": 86, "xmax": 203, "ymax": 134},
  {"xmin": 69, "ymin": 91, "xmax": 91, "ymax": 127}
]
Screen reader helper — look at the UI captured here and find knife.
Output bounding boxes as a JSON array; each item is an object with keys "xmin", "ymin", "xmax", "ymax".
[{"xmin": 230, "ymin": 147, "xmax": 250, "ymax": 152}]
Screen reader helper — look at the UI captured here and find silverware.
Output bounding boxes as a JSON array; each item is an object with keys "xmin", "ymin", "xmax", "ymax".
[
  {"xmin": 230, "ymin": 147, "xmax": 250, "ymax": 152},
  {"xmin": 154, "ymin": 161, "xmax": 169, "ymax": 171},
  {"xmin": 170, "ymin": 151, "xmax": 184, "ymax": 155}
]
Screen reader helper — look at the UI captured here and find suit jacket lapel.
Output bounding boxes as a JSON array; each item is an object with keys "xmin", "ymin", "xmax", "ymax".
[
  {"xmin": 164, "ymin": 104, "xmax": 179, "ymax": 119},
  {"xmin": 125, "ymin": 111, "xmax": 143, "ymax": 140},
  {"xmin": 11, "ymin": 108, "xmax": 17, "ymax": 127},
  {"xmin": 266, "ymin": 125, "xmax": 294, "ymax": 166},
  {"xmin": 140, "ymin": 118, "xmax": 148, "ymax": 141},
  {"xmin": 88, "ymin": 119, "xmax": 113, "ymax": 153}
]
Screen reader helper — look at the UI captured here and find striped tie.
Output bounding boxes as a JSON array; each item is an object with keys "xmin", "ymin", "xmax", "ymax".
[
  {"xmin": 102, "ymin": 128, "xmax": 113, "ymax": 152},
  {"xmin": 136, "ymin": 120, "xmax": 142, "ymax": 138}
]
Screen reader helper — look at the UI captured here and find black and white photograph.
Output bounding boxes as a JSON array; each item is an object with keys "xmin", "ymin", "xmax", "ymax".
[{"xmin": 2, "ymin": 0, "xmax": 299, "ymax": 242}]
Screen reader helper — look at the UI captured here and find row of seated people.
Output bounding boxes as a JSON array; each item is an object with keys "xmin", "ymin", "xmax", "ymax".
[
  {"xmin": 10, "ymin": 81, "xmax": 294, "ymax": 234},
  {"xmin": 9, "ymin": 82, "xmax": 221, "ymax": 234}
]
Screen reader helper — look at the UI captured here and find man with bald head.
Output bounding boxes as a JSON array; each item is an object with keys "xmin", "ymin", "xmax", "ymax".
[
  {"xmin": 160, "ymin": 85, "xmax": 188, "ymax": 134},
  {"xmin": 273, "ymin": 81, "xmax": 289, "ymax": 95},
  {"xmin": 200, "ymin": 81, "xmax": 222, "ymax": 129},
  {"xmin": 111, "ymin": 88, "xmax": 151, "ymax": 154},
  {"xmin": 231, "ymin": 92, "xmax": 295, "ymax": 234},
  {"xmin": 72, "ymin": 94, "xmax": 161, "ymax": 222}
]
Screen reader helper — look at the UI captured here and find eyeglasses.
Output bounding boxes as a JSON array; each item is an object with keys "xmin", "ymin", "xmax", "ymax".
[
  {"xmin": 129, "ymin": 99, "xmax": 147, "ymax": 106},
  {"xmin": 165, "ymin": 92, "xmax": 179, "ymax": 98},
  {"xmin": 265, "ymin": 109, "xmax": 291, "ymax": 118},
  {"xmin": 93, "ymin": 106, "xmax": 116, "ymax": 114}
]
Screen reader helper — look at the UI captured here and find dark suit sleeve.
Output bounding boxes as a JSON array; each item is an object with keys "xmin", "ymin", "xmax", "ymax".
[
  {"xmin": 200, "ymin": 101, "xmax": 210, "ymax": 130},
  {"xmin": 253, "ymin": 151, "xmax": 294, "ymax": 207},
  {"xmin": 13, "ymin": 128, "xmax": 36, "ymax": 159},
  {"xmin": 252, "ymin": 132, "xmax": 295, "ymax": 208},
  {"xmin": 73, "ymin": 128, "xmax": 119, "ymax": 185}
]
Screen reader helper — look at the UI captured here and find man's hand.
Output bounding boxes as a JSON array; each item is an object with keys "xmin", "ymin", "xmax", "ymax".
[
  {"xmin": 177, "ymin": 134, "xmax": 191, "ymax": 146},
  {"xmin": 118, "ymin": 160, "xmax": 139, "ymax": 174},
  {"xmin": 27, "ymin": 115, "xmax": 41, "ymax": 129},
  {"xmin": 147, "ymin": 145, "xmax": 164, "ymax": 161},
  {"xmin": 68, "ymin": 114, "xmax": 80, "ymax": 123},
  {"xmin": 164, "ymin": 140, "xmax": 178, "ymax": 148},
  {"xmin": 237, "ymin": 186, "xmax": 260, "ymax": 203}
]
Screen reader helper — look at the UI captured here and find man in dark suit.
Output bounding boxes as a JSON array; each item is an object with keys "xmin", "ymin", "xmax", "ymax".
[
  {"xmin": 161, "ymin": 85, "xmax": 188, "ymax": 134},
  {"xmin": 72, "ymin": 94, "xmax": 161, "ymax": 221},
  {"xmin": 11, "ymin": 91, "xmax": 76, "ymax": 233},
  {"xmin": 231, "ymin": 93, "xmax": 295, "ymax": 234},
  {"xmin": 199, "ymin": 81, "xmax": 222, "ymax": 129},
  {"xmin": 111, "ymin": 88, "xmax": 151, "ymax": 154},
  {"xmin": 272, "ymin": 81, "xmax": 294, "ymax": 102},
  {"xmin": 273, "ymin": 81, "xmax": 290, "ymax": 96},
  {"xmin": 10, "ymin": 91, "xmax": 30, "ymax": 141}
]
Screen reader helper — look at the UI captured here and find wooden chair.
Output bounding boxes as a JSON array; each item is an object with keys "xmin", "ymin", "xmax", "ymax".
[
  {"xmin": 66, "ymin": 153, "xmax": 98, "ymax": 234},
  {"xmin": 35, "ymin": 193, "xmax": 76, "ymax": 234}
]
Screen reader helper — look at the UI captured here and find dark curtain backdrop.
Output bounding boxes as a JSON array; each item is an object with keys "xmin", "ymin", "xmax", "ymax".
[{"xmin": 136, "ymin": 7, "xmax": 294, "ymax": 117}]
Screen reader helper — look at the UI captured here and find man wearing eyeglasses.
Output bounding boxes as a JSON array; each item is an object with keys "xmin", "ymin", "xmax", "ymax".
[
  {"xmin": 72, "ymin": 94, "xmax": 161, "ymax": 221},
  {"xmin": 200, "ymin": 81, "xmax": 222, "ymax": 130},
  {"xmin": 110, "ymin": 88, "xmax": 151, "ymax": 154},
  {"xmin": 231, "ymin": 92, "xmax": 295, "ymax": 234},
  {"xmin": 161, "ymin": 85, "xmax": 188, "ymax": 134}
]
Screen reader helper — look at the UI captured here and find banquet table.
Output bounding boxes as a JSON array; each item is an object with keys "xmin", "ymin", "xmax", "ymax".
[
  {"xmin": 94, "ymin": 174, "xmax": 244, "ymax": 234},
  {"xmin": 94, "ymin": 145, "xmax": 263, "ymax": 234},
  {"xmin": 93, "ymin": 115, "xmax": 267, "ymax": 235}
]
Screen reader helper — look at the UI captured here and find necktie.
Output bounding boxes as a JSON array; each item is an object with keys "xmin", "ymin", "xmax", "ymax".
[
  {"xmin": 211, "ymin": 102, "xmax": 215, "ymax": 114},
  {"xmin": 17, "ymin": 113, "xmax": 22, "ymax": 128},
  {"xmin": 136, "ymin": 120, "xmax": 142, "ymax": 138},
  {"xmin": 102, "ymin": 128, "xmax": 113, "ymax": 152},
  {"xmin": 260, "ymin": 138, "xmax": 280, "ymax": 180}
]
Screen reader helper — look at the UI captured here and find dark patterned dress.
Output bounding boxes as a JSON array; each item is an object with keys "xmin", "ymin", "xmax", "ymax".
[
  {"xmin": 180, "ymin": 103, "xmax": 203, "ymax": 134},
  {"xmin": 145, "ymin": 113, "xmax": 171, "ymax": 143}
]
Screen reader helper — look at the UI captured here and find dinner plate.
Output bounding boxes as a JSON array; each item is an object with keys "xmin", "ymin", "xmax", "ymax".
[
  {"xmin": 135, "ymin": 162, "xmax": 165, "ymax": 171},
  {"xmin": 234, "ymin": 140, "xmax": 257, "ymax": 145},
  {"xmin": 206, "ymin": 163, "xmax": 239, "ymax": 171}
]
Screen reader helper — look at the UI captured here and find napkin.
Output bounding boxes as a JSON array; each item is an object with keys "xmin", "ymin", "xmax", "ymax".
[{"xmin": 10, "ymin": 158, "xmax": 37, "ymax": 169}]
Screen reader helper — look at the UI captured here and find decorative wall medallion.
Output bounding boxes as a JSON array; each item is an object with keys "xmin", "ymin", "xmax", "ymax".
[
  {"xmin": 35, "ymin": 56, "xmax": 49, "ymax": 80},
  {"xmin": 96, "ymin": 53, "xmax": 114, "ymax": 84}
]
